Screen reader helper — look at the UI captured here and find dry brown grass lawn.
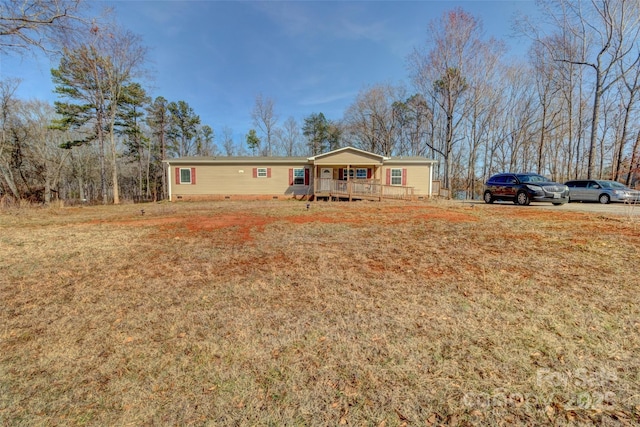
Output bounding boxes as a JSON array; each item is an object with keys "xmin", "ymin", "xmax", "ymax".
[{"xmin": 1, "ymin": 200, "xmax": 639, "ymax": 426}]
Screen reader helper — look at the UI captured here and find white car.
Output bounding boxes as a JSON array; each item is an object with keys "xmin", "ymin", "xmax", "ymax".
[{"xmin": 565, "ymin": 180, "xmax": 640, "ymax": 204}]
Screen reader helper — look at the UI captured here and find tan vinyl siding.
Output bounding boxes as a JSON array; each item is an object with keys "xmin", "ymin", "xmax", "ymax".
[
  {"xmin": 170, "ymin": 164, "xmax": 312, "ymax": 199},
  {"xmin": 166, "ymin": 147, "xmax": 435, "ymax": 201},
  {"xmin": 383, "ymin": 162, "xmax": 432, "ymax": 196}
]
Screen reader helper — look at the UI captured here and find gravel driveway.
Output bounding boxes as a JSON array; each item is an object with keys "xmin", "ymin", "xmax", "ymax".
[{"xmin": 462, "ymin": 200, "xmax": 640, "ymax": 218}]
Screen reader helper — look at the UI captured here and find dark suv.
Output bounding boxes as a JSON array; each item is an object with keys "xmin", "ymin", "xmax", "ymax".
[{"xmin": 483, "ymin": 173, "xmax": 569, "ymax": 206}]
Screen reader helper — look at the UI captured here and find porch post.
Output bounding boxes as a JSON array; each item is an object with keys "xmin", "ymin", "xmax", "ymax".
[
  {"xmin": 380, "ymin": 166, "xmax": 384, "ymax": 201},
  {"xmin": 313, "ymin": 164, "xmax": 318, "ymax": 198},
  {"xmin": 428, "ymin": 162, "xmax": 433, "ymax": 198},
  {"xmin": 167, "ymin": 163, "xmax": 172, "ymax": 202},
  {"xmin": 347, "ymin": 165, "xmax": 352, "ymax": 202}
]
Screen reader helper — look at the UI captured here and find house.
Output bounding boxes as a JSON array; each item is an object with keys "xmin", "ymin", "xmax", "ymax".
[{"xmin": 164, "ymin": 146, "xmax": 438, "ymax": 201}]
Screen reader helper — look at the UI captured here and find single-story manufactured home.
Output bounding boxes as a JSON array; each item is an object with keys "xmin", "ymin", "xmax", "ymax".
[{"xmin": 164, "ymin": 146, "xmax": 438, "ymax": 201}]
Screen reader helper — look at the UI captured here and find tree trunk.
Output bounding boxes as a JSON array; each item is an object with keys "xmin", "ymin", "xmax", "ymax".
[
  {"xmin": 138, "ymin": 142, "xmax": 144, "ymax": 197},
  {"xmin": 587, "ymin": 81, "xmax": 601, "ymax": 179},
  {"xmin": 44, "ymin": 176, "xmax": 51, "ymax": 204},
  {"xmin": 614, "ymin": 88, "xmax": 637, "ymax": 181},
  {"xmin": 78, "ymin": 175, "xmax": 85, "ymax": 201},
  {"xmin": 145, "ymin": 141, "xmax": 151, "ymax": 198},
  {"xmin": 626, "ymin": 130, "xmax": 640, "ymax": 186},
  {"xmin": 160, "ymin": 126, "xmax": 167, "ymax": 200},
  {"xmin": 111, "ymin": 129, "xmax": 120, "ymax": 204},
  {"xmin": 0, "ymin": 164, "xmax": 20, "ymax": 199},
  {"xmin": 537, "ymin": 105, "xmax": 547, "ymax": 174},
  {"xmin": 96, "ymin": 116, "xmax": 108, "ymax": 204}
]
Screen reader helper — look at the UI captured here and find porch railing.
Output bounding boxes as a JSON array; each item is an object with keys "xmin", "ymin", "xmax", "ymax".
[
  {"xmin": 315, "ymin": 178, "xmax": 414, "ymax": 200},
  {"xmin": 381, "ymin": 184, "xmax": 414, "ymax": 200}
]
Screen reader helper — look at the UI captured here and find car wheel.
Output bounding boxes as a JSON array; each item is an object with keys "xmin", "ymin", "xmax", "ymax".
[
  {"xmin": 516, "ymin": 191, "xmax": 530, "ymax": 206},
  {"xmin": 552, "ymin": 202, "xmax": 564, "ymax": 206},
  {"xmin": 483, "ymin": 191, "xmax": 493, "ymax": 204},
  {"xmin": 599, "ymin": 194, "xmax": 610, "ymax": 204}
]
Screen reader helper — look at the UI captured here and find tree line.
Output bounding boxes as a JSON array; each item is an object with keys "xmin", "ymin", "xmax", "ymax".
[{"xmin": 1, "ymin": 0, "xmax": 639, "ymax": 204}]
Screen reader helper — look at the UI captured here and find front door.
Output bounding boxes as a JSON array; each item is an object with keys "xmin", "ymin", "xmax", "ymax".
[{"xmin": 320, "ymin": 168, "xmax": 333, "ymax": 191}]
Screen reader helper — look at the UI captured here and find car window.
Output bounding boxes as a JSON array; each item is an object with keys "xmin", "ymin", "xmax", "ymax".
[
  {"xmin": 587, "ymin": 181, "xmax": 600, "ymax": 189},
  {"xmin": 491, "ymin": 175, "xmax": 506, "ymax": 183},
  {"xmin": 566, "ymin": 181, "xmax": 585, "ymax": 188},
  {"xmin": 609, "ymin": 181, "xmax": 626, "ymax": 189},
  {"xmin": 519, "ymin": 174, "xmax": 546, "ymax": 183},
  {"xmin": 505, "ymin": 176, "xmax": 517, "ymax": 184},
  {"xmin": 596, "ymin": 181, "xmax": 622, "ymax": 189}
]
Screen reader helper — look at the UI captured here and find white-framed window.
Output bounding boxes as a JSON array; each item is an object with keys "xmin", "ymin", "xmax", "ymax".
[
  {"xmin": 257, "ymin": 167, "xmax": 267, "ymax": 178},
  {"xmin": 180, "ymin": 168, "xmax": 192, "ymax": 184},
  {"xmin": 391, "ymin": 168, "xmax": 402, "ymax": 186},
  {"xmin": 293, "ymin": 168, "xmax": 305, "ymax": 185},
  {"xmin": 343, "ymin": 168, "xmax": 369, "ymax": 180}
]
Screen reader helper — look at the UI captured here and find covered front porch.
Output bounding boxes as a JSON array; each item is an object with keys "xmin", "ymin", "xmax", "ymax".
[
  {"xmin": 312, "ymin": 165, "xmax": 415, "ymax": 201},
  {"xmin": 307, "ymin": 147, "xmax": 423, "ymax": 201}
]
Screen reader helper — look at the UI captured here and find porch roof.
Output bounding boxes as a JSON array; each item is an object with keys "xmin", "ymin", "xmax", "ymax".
[
  {"xmin": 308, "ymin": 146, "xmax": 387, "ymax": 166},
  {"xmin": 164, "ymin": 146, "xmax": 437, "ymax": 166}
]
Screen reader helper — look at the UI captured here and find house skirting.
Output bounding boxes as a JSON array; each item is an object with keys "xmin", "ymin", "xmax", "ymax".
[{"xmin": 171, "ymin": 194, "xmax": 314, "ymax": 202}]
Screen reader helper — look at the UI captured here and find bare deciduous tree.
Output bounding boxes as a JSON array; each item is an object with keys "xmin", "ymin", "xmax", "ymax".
[
  {"xmin": 221, "ymin": 126, "xmax": 235, "ymax": 156},
  {"xmin": 343, "ymin": 83, "xmax": 404, "ymax": 156},
  {"xmin": 520, "ymin": 0, "xmax": 640, "ymax": 178},
  {"xmin": 0, "ymin": 87, "xmax": 70, "ymax": 203},
  {"xmin": 0, "ymin": 0, "xmax": 91, "ymax": 54},
  {"xmin": 613, "ymin": 62, "xmax": 640, "ymax": 182},
  {"xmin": 251, "ymin": 93, "xmax": 278, "ymax": 156},
  {"xmin": 409, "ymin": 7, "xmax": 494, "ymax": 190},
  {"xmin": 275, "ymin": 116, "xmax": 302, "ymax": 156},
  {"xmin": 19, "ymin": 100, "xmax": 70, "ymax": 203},
  {"xmin": 393, "ymin": 94, "xmax": 432, "ymax": 157},
  {"xmin": 530, "ymin": 41, "xmax": 563, "ymax": 175},
  {"xmin": 0, "ymin": 77, "xmax": 21, "ymax": 198}
]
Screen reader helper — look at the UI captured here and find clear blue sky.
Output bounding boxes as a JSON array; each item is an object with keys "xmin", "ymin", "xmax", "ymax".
[{"xmin": 2, "ymin": 0, "xmax": 538, "ymax": 147}]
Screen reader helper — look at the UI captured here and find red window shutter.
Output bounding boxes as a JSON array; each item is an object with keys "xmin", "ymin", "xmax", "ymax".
[
  {"xmin": 267, "ymin": 168, "xmax": 271, "ymax": 178},
  {"xmin": 367, "ymin": 168, "xmax": 372, "ymax": 179},
  {"xmin": 289, "ymin": 168, "xmax": 294, "ymax": 185},
  {"xmin": 386, "ymin": 169, "xmax": 391, "ymax": 185},
  {"xmin": 339, "ymin": 169, "xmax": 344, "ymax": 180},
  {"xmin": 304, "ymin": 168, "xmax": 310, "ymax": 186},
  {"xmin": 253, "ymin": 168, "xmax": 258, "ymax": 178},
  {"xmin": 175, "ymin": 167, "xmax": 180, "ymax": 185},
  {"xmin": 191, "ymin": 168, "xmax": 196, "ymax": 185},
  {"xmin": 402, "ymin": 169, "xmax": 407, "ymax": 186}
]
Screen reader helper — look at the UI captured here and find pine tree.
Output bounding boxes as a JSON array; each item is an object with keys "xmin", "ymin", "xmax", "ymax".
[
  {"xmin": 117, "ymin": 82, "xmax": 150, "ymax": 197},
  {"xmin": 146, "ymin": 96, "xmax": 171, "ymax": 199},
  {"xmin": 246, "ymin": 129, "xmax": 260, "ymax": 156},
  {"xmin": 302, "ymin": 113, "xmax": 330, "ymax": 155},
  {"xmin": 168, "ymin": 100, "xmax": 201, "ymax": 157}
]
